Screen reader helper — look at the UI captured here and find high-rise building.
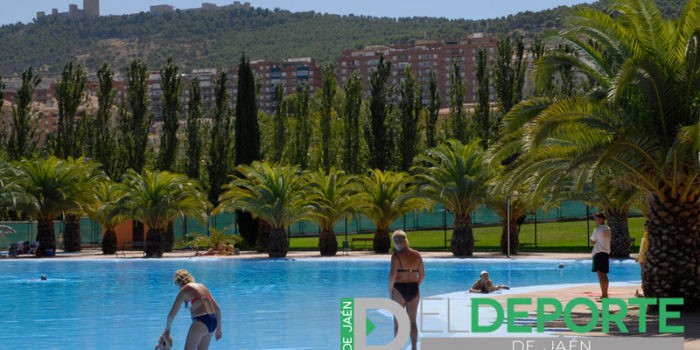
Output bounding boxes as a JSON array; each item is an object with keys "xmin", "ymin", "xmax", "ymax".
[{"xmin": 83, "ymin": 0, "xmax": 100, "ymax": 17}]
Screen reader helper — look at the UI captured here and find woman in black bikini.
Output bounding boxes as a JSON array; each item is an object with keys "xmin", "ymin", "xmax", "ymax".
[
  {"xmin": 163, "ymin": 269, "xmax": 222, "ymax": 350},
  {"xmin": 388, "ymin": 230, "xmax": 424, "ymax": 350}
]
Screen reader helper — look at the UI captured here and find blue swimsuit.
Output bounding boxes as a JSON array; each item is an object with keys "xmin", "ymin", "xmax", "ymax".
[{"xmin": 193, "ymin": 314, "xmax": 217, "ymax": 333}]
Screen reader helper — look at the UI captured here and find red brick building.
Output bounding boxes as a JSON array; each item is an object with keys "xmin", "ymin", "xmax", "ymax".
[{"xmin": 336, "ymin": 33, "xmax": 498, "ymax": 107}]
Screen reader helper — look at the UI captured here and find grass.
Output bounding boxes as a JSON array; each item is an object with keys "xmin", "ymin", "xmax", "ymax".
[{"xmin": 289, "ymin": 216, "xmax": 646, "ymax": 252}]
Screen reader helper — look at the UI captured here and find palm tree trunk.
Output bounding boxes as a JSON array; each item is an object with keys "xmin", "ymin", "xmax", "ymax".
[
  {"xmin": 644, "ymin": 194, "xmax": 700, "ymax": 310},
  {"xmin": 145, "ymin": 228, "xmax": 165, "ymax": 258},
  {"xmin": 102, "ymin": 228, "xmax": 117, "ymax": 254},
  {"xmin": 451, "ymin": 214, "xmax": 473, "ymax": 256},
  {"xmin": 268, "ymin": 227, "xmax": 288, "ymax": 258},
  {"xmin": 500, "ymin": 216, "xmax": 520, "ymax": 255},
  {"xmin": 164, "ymin": 221, "xmax": 174, "ymax": 252},
  {"xmin": 607, "ymin": 211, "xmax": 630, "ymax": 258},
  {"xmin": 319, "ymin": 228, "xmax": 338, "ymax": 256},
  {"xmin": 63, "ymin": 214, "xmax": 82, "ymax": 252},
  {"xmin": 373, "ymin": 227, "xmax": 391, "ymax": 253},
  {"xmin": 257, "ymin": 220, "xmax": 271, "ymax": 253},
  {"xmin": 36, "ymin": 219, "xmax": 56, "ymax": 256}
]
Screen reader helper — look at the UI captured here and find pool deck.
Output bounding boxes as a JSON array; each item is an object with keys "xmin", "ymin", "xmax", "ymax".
[{"xmin": 3, "ymin": 248, "xmax": 698, "ymax": 349}]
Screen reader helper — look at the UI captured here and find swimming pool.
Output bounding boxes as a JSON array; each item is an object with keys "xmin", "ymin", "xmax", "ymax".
[{"xmin": 0, "ymin": 258, "xmax": 639, "ymax": 349}]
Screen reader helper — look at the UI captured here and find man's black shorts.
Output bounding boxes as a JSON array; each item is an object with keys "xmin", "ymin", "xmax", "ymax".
[{"xmin": 592, "ymin": 252, "xmax": 609, "ymax": 273}]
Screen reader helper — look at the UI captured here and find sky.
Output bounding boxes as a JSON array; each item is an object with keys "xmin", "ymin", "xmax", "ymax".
[{"xmin": 0, "ymin": 0, "xmax": 595, "ymax": 26}]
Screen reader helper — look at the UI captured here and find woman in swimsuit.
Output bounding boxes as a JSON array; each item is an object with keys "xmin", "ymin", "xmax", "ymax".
[
  {"xmin": 388, "ymin": 230, "xmax": 424, "ymax": 350},
  {"xmin": 163, "ymin": 269, "xmax": 222, "ymax": 350}
]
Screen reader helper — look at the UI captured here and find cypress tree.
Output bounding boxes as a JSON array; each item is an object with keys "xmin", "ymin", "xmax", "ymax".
[
  {"xmin": 235, "ymin": 53, "xmax": 261, "ymax": 247},
  {"xmin": 474, "ymin": 49, "xmax": 492, "ymax": 150},
  {"xmin": 123, "ymin": 59, "xmax": 152, "ymax": 174},
  {"xmin": 122, "ymin": 59, "xmax": 152, "ymax": 243},
  {"xmin": 186, "ymin": 77, "xmax": 204, "ymax": 181},
  {"xmin": 157, "ymin": 57, "xmax": 184, "ymax": 172},
  {"xmin": 365, "ymin": 55, "xmax": 392, "ymax": 171},
  {"xmin": 320, "ymin": 64, "xmax": 336, "ymax": 172},
  {"xmin": 53, "ymin": 61, "xmax": 88, "ymax": 253},
  {"xmin": 342, "ymin": 72, "xmax": 362, "ymax": 174},
  {"xmin": 271, "ymin": 83, "xmax": 286, "ymax": 164},
  {"xmin": 6, "ymin": 67, "xmax": 41, "ymax": 161},
  {"xmin": 235, "ymin": 54, "xmax": 261, "ymax": 166},
  {"xmin": 494, "ymin": 33, "xmax": 526, "ymax": 116},
  {"xmin": 448, "ymin": 59, "xmax": 467, "ymax": 143},
  {"xmin": 54, "ymin": 61, "xmax": 87, "ymax": 159},
  {"xmin": 93, "ymin": 64, "xmax": 119, "ymax": 180},
  {"xmin": 293, "ymin": 83, "xmax": 311, "ymax": 169},
  {"xmin": 207, "ymin": 71, "xmax": 232, "ymax": 207},
  {"xmin": 425, "ymin": 69, "xmax": 440, "ymax": 148},
  {"xmin": 398, "ymin": 67, "xmax": 421, "ymax": 171}
]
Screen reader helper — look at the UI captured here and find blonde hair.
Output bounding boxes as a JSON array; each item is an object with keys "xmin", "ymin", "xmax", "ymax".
[
  {"xmin": 392, "ymin": 230, "xmax": 409, "ymax": 247},
  {"xmin": 174, "ymin": 269, "xmax": 195, "ymax": 286}
]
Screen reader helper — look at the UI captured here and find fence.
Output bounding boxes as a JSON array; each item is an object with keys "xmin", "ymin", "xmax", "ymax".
[{"xmin": 0, "ymin": 201, "xmax": 609, "ymax": 249}]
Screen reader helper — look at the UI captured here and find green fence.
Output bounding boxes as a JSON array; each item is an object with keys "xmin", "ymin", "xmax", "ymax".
[{"xmin": 0, "ymin": 201, "xmax": 605, "ymax": 248}]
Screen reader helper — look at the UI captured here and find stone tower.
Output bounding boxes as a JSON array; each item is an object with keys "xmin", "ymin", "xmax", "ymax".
[{"xmin": 83, "ymin": 0, "xmax": 99, "ymax": 17}]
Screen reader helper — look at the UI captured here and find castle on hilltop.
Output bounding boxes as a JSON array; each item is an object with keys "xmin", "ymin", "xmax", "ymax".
[{"xmin": 36, "ymin": 0, "xmax": 99, "ymax": 20}]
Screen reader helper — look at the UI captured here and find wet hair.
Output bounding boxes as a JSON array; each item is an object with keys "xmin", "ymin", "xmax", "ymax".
[
  {"xmin": 392, "ymin": 230, "xmax": 409, "ymax": 247},
  {"xmin": 594, "ymin": 212, "xmax": 605, "ymax": 220},
  {"xmin": 174, "ymin": 269, "xmax": 195, "ymax": 286}
]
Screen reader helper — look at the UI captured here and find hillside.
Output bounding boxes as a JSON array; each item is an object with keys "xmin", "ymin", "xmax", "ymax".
[{"xmin": 0, "ymin": 0, "xmax": 686, "ymax": 76}]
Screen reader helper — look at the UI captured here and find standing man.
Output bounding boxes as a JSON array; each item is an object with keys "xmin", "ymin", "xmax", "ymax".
[{"xmin": 590, "ymin": 212, "xmax": 611, "ymax": 300}]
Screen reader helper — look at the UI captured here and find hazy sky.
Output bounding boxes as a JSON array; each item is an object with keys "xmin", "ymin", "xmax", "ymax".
[{"xmin": 0, "ymin": 0, "xmax": 594, "ymax": 25}]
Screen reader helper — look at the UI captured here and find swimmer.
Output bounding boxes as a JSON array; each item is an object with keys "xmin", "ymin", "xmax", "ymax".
[{"xmin": 40, "ymin": 274, "xmax": 47, "ymax": 281}]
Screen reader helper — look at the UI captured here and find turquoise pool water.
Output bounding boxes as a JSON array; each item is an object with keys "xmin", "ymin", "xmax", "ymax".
[{"xmin": 0, "ymin": 258, "xmax": 639, "ymax": 349}]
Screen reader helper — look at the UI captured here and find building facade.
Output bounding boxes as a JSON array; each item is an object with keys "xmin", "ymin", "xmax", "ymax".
[
  {"xmin": 337, "ymin": 33, "xmax": 498, "ymax": 107},
  {"xmin": 232, "ymin": 58, "xmax": 322, "ymax": 114}
]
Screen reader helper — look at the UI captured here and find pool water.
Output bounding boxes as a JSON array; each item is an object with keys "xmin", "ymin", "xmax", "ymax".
[{"xmin": 0, "ymin": 258, "xmax": 639, "ymax": 349}]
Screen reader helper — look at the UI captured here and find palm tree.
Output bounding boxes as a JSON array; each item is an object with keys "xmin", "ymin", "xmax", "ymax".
[
  {"xmin": 484, "ymin": 184, "xmax": 535, "ymax": 256},
  {"xmin": 356, "ymin": 170, "xmax": 428, "ymax": 254},
  {"xmin": 497, "ymin": 0, "xmax": 700, "ymax": 307},
  {"xmin": 83, "ymin": 180, "xmax": 129, "ymax": 254},
  {"xmin": 122, "ymin": 170, "xmax": 208, "ymax": 257},
  {"xmin": 217, "ymin": 162, "xmax": 309, "ymax": 258},
  {"xmin": 62, "ymin": 158, "xmax": 102, "ymax": 252},
  {"xmin": 306, "ymin": 168, "xmax": 359, "ymax": 256},
  {"xmin": 13, "ymin": 157, "xmax": 90, "ymax": 256},
  {"xmin": 412, "ymin": 140, "xmax": 491, "ymax": 256},
  {"xmin": 571, "ymin": 172, "xmax": 642, "ymax": 258},
  {"xmin": 0, "ymin": 159, "xmax": 31, "ymax": 210}
]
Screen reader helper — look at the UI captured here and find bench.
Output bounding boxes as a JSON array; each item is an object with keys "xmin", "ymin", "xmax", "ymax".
[
  {"xmin": 350, "ymin": 237, "xmax": 373, "ymax": 250},
  {"xmin": 117, "ymin": 241, "xmax": 146, "ymax": 258}
]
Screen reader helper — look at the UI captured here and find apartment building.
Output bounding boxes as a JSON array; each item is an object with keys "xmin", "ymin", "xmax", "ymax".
[
  {"xmin": 232, "ymin": 58, "xmax": 322, "ymax": 114},
  {"xmin": 337, "ymin": 33, "xmax": 498, "ymax": 107}
]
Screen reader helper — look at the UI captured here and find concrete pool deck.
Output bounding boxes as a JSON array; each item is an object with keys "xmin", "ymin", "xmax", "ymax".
[{"xmin": 3, "ymin": 248, "xmax": 698, "ymax": 349}]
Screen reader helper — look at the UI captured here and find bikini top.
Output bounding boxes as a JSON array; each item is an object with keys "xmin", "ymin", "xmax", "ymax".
[
  {"xmin": 184, "ymin": 294, "xmax": 209, "ymax": 309},
  {"xmin": 394, "ymin": 252, "xmax": 421, "ymax": 273}
]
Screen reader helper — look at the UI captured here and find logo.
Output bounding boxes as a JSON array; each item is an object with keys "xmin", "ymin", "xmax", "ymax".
[
  {"xmin": 340, "ymin": 298, "xmax": 410, "ymax": 350},
  {"xmin": 340, "ymin": 297, "xmax": 685, "ymax": 350}
]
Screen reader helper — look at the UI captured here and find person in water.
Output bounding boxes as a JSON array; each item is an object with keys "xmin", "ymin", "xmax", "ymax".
[
  {"xmin": 388, "ymin": 230, "xmax": 424, "ymax": 350},
  {"xmin": 469, "ymin": 270, "xmax": 510, "ymax": 293},
  {"xmin": 163, "ymin": 269, "xmax": 222, "ymax": 350}
]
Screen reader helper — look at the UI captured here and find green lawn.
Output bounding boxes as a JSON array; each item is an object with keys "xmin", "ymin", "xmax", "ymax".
[{"xmin": 289, "ymin": 216, "xmax": 646, "ymax": 252}]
